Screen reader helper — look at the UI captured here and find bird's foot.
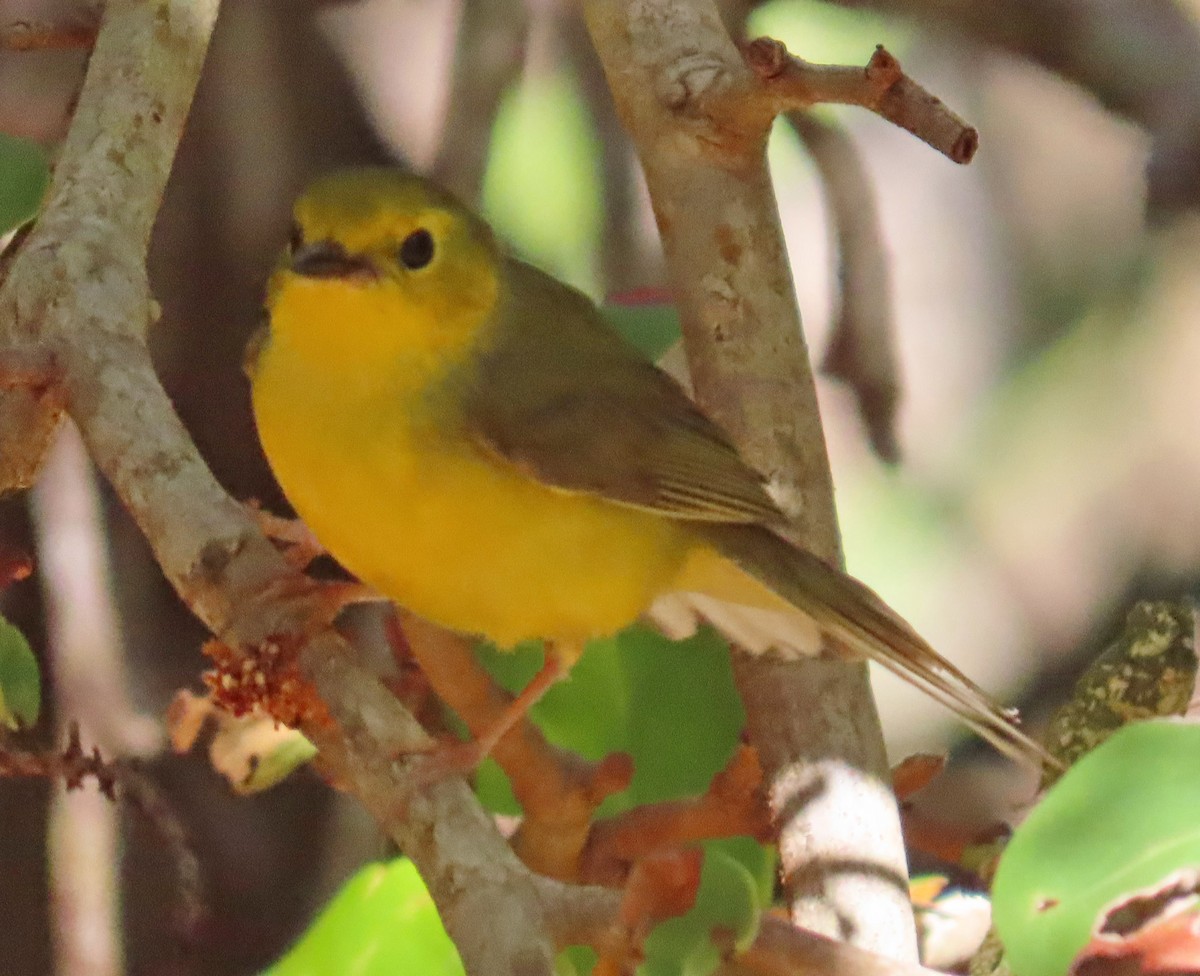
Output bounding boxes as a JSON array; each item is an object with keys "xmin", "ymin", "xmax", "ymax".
[
  {"xmin": 244, "ymin": 501, "xmax": 325, "ymax": 571},
  {"xmin": 408, "ymin": 652, "xmax": 569, "ymax": 784}
]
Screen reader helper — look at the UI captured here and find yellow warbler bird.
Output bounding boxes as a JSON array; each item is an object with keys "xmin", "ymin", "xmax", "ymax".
[{"xmin": 249, "ymin": 168, "xmax": 1049, "ymax": 767}]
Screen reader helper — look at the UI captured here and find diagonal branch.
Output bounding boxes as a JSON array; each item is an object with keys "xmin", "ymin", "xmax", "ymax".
[
  {"xmin": 0, "ymin": 0, "xmax": 216, "ymax": 490},
  {"xmin": 0, "ymin": 2, "xmax": 559, "ymax": 973},
  {"xmin": 540, "ymin": 879, "xmax": 951, "ymax": 976},
  {"xmin": 583, "ymin": 0, "xmax": 922, "ymax": 959}
]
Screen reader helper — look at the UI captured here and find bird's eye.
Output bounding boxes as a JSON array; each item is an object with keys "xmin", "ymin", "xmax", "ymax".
[
  {"xmin": 398, "ymin": 228, "xmax": 435, "ymax": 270},
  {"xmin": 288, "ymin": 221, "xmax": 304, "ymax": 253}
]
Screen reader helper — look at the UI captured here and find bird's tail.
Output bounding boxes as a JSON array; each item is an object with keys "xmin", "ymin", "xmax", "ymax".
[{"xmin": 680, "ymin": 523, "xmax": 1059, "ymax": 770}]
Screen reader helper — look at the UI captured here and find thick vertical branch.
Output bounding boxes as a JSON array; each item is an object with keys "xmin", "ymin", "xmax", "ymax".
[{"xmin": 583, "ymin": 0, "xmax": 916, "ymax": 958}]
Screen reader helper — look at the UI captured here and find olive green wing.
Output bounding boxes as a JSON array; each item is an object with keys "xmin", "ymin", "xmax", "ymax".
[{"xmin": 462, "ymin": 259, "xmax": 785, "ymax": 527}]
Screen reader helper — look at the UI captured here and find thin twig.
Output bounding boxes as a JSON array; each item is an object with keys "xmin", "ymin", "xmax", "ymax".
[
  {"xmin": 0, "ymin": 723, "xmax": 203, "ymax": 947},
  {"xmin": 824, "ymin": 0, "xmax": 1200, "ymax": 216},
  {"xmin": 580, "ymin": 745, "xmax": 771, "ymax": 886},
  {"xmin": 742, "ymin": 40, "xmax": 978, "ymax": 164},
  {"xmin": 790, "ymin": 111, "xmax": 901, "ymax": 463},
  {"xmin": 596, "ymin": 848, "xmax": 703, "ymax": 974}
]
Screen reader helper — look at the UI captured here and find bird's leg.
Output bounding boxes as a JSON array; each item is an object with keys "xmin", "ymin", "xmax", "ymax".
[
  {"xmin": 244, "ymin": 501, "xmax": 326, "ymax": 570},
  {"xmin": 243, "ymin": 502, "xmax": 387, "ymax": 621},
  {"xmin": 470, "ymin": 642, "xmax": 576, "ymax": 759},
  {"xmin": 415, "ymin": 640, "xmax": 580, "ymax": 777}
]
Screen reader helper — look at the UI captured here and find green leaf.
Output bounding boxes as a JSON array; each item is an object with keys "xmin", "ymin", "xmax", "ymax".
[
  {"xmin": 483, "ymin": 71, "xmax": 600, "ymax": 295},
  {"xmin": 0, "ymin": 615, "xmax": 40, "ymax": 729},
  {"xmin": 473, "ymin": 623, "xmax": 747, "ymax": 816},
  {"xmin": 0, "ymin": 135, "xmax": 49, "ymax": 236},
  {"xmin": 263, "ymin": 859, "xmax": 464, "ymax": 976},
  {"xmin": 619, "ymin": 626, "xmax": 745, "ymax": 807},
  {"xmin": 602, "ymin": 299, "xmax": 682, "ymax": 362},
  {"xmin": 992, "ymin": 720, "xmax": 1200, "ymax": 976},
  {"xmin": 747, "ymin": 0, "xmax": 911, "ymax": 68}
]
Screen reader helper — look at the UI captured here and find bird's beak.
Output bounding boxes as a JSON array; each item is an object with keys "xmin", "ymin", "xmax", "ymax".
[{"xmin": 290, "ymin": 239, "xmax": 378, "ymax": 282}]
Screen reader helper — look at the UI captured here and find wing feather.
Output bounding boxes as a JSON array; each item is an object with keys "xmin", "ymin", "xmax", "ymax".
[{"xmin": 462, "ymin": 258, "xmax": 785, "ymax": 527}]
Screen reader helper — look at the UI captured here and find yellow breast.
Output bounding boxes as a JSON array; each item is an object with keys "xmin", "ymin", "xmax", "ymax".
[{"xmin": 250, "ymin": 293, "xmax": 693, "ymax": 648}]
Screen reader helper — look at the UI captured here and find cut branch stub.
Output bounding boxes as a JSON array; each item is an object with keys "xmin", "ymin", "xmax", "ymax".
[{"xmin": 741, "ymin": 38, "xmax": 979, "ymax": 164}]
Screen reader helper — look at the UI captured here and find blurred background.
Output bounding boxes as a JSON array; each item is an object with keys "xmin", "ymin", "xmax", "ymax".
[{"xmin": 3, "ymin": 0, "xmax": 1200, "ymax": 972}]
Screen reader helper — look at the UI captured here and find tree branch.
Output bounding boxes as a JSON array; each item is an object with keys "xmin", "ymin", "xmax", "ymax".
[
  {"xmin": 0, "ymin": 0, "xmax": 217, "ymax": 490},
  {"xmin": 582, "ymin": 0, "xmax": 918, "ymax": 958},
  {"xmin": 0, "ymin": 2, "xmax": 560, "ymax": 973},
  {"xmin": 540, "ymin": 878, "xmax": 950, "ymax": 976},
  {"xmin": 430, "ymin": 0, "xmax": 529, "ymax": 200},
  {"xmin": 825, "ymin": 0, "xmax": 1200, "ymax": 217},
  {"xmin": 742, "ymin": 40, "xmax": 977, "ymax": 164}
]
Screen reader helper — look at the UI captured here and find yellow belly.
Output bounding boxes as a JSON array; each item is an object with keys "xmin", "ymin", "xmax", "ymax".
[{"xmin": 251, "ymin": 350, "xmax": 693, "ymax": 648}]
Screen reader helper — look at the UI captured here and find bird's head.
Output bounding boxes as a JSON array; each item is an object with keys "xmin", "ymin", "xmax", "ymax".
[{"xmin": 265, "ymin": 168, "xmax": 502, "ymax": 375}]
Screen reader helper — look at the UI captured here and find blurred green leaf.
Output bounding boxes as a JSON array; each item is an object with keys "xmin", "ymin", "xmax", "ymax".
[
  {"xmin": 748, "ymin": 0, "xmax": 910, "ymax": 68},
  {"xmin": 0, "ymin": 135, "xmax": 49, "ymax": 237},
  {"xmin": 640, "ymin": 845, "xmax": 763, "ymax": 976},
  {"xmin": 0, "ymin": 614, "xmax": 40, "ymax": 730},
  {"xmin": 266, "ymin": 858, "xmax": 590, "ymax": 976},
  {"xmin": 474, "ymin": 624, "xmax": 746, "ymax": 816},
  {"xmin": 992, "ymin": 720, "xmax": 1200, "ymax": 976},
  {"xmin": 472, "ymin": 627, "xmax": 774, "ymax": 974},
  {"xmin": 263, "ymin": 859, "xmax": 464, "ymax": 976},
  {"xmin": 484, "ymin": 71, "xmax": 601, "ymax": 295},
  {"xmin": 619, "ymin": 627, "xmax": 745, "ymax": 807},
  {"xmin": 602, "ymin": 299, "xmax": 681, "ymax": 362}
]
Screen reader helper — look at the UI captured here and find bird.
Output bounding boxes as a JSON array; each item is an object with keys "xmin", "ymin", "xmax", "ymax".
[{"xmin": 247, "ymin": 167, "xmax": 1052, "ymax": 769}]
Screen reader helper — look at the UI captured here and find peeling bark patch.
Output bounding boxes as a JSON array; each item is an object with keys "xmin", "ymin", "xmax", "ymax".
[
  {"xmin": 715, "ymin": 223, "xmax": 742, "ymax": 266},
  {"xmin": 194, "ymin": 534, "xmax": 246, "ymax": 584},
  {"xmin": 659, "ymin": 52, "xmax": 727, "ymax": 111},
  {"xmin": 126, "ymin": 446, "xmax": 187, "ymax": 485},
  {"xmin": 702, "ymin": 273, "xmax": 737, "ymax": 303}
]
